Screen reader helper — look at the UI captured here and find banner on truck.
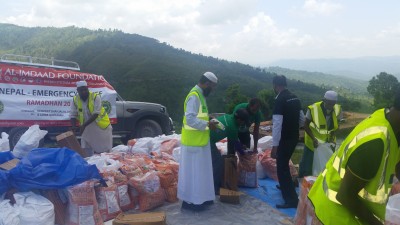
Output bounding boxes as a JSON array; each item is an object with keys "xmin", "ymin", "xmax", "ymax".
[{"xmin": 0, "ymin": 63, "xmax": 117, "ymax": 127}]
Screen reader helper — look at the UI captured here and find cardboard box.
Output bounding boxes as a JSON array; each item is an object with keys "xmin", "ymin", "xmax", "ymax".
[
  {"xmin": 112, "ymin": 212, "xmax": 166, "ymax": 225},
  {"xmin": 0, "ymin": 158, "xmax": 19, "ymax": 170},
  {"xmin": 223, "ymin": 155, "xmax": 238, "ymax": 191},
  {"xmin": 219, "ymin": 188, "xmax": 240, "ymax": 204},
  {"xmin": 56, "ymin": 131, "xmax": 86, "ymax": 157}
]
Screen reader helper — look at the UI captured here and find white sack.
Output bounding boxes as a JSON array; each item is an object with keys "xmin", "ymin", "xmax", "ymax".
[
  {"xmin": 12, "ymin": 125, "xmax": 48, "ymax": 158},
  {"xmin": 14, "ymin": 191, "xmax": 55, "ymax": 225},
  {"xmin": 0, "ymin": 199, "xmax": 20, "ymax": 225},
  {"xmin": 312, "ymin": 143, "xmax": 333, "ymax": 176},
  {"xmin": 386, "ymin": 193, "xmax": 400, "ymax": 224},
  {"xmin": 0, "ymin": 132, "xmax": 10, "ymax": 152}
]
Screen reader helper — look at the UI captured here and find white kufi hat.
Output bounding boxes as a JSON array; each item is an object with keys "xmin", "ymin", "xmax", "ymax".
[
  {"xmin": 203, "ymin": 72, "xmax": 218, "ymax": 83},
  {"xmin": 76, "ymin": 80, "xmax": 87, "ymax": 87},
  {"xmin": 324, "ymin": 90, "xmax": 338, "ymax": 101}
]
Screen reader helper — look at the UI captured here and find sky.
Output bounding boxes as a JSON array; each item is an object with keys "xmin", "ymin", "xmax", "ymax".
[{"xmin": 1, "ymin": 0, "xmax": 400, "ymax": 66}]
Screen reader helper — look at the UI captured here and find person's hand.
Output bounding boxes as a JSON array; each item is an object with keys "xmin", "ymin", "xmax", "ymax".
[
  {"xmin": 70, "ymin": 126, "xmax": 79, "ymax": 135},
  {"xmin": 208, "ymin": 120, "xmax": 219, "ymax": 131},
  {"xmin": 80, "ymin": 124, "xmax": 86, "ymax": 134},
  {"xmin": 271, "ymin": 146, "xmax": 278, "ymax": 159}
]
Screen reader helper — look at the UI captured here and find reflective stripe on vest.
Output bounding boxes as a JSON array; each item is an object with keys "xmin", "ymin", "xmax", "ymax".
[
  {"xmin": 304, "ymin": 102, "xmax": 341, "ymax": 150},
  {"xmin": 73, "ymin": 92, "xmax": 110, "ymax": 129},
  {"xmin": 309, "ymin": 109, "xmax": 399, "ymax": 223},
  {"xmin": 181, "ymin": 87, "xmax": 209, "ymax": 146}
]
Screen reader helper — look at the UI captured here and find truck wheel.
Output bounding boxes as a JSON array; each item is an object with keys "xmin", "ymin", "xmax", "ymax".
[
  {"xmin": 135, "ymin": 119, "xmax": 163, "ymax": 138},
  {"xmin": 8, "ymin": 127, "xmax": 45, "ymax": 150}
]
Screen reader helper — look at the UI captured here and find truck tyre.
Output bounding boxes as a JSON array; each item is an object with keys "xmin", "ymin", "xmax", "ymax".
[
  {"xmin": 135, "ymin": 119, "xmax": 163, "ymax": 138},
  {"xmin": 8, "ymin": 127, "xmax": 45, "ymax": 150}
]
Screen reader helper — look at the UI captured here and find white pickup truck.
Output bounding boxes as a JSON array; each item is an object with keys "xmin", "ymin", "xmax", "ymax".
[{"xmin": 0, "ymin": 54, "xmax": 173, "ymax": 148}]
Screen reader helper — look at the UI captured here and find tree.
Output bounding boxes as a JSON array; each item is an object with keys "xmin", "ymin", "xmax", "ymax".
[
  {"xmin": 367, "ymin": 72, "xmax": 400, "ymax": 109},
  {"xmin": 257, "ymin": 89, "xmax": 275, "ymax": 120},
  {"xmin": 224, "ymin": 84, "xmax": 248, "ymax": 113}
]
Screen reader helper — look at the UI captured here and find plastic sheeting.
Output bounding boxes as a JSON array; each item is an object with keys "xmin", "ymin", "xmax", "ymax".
[
  {"xmin": 9, "ymin": 147, "xmax": 103, "ymax": 191},
  {"xmin": 105, "ymin": 193, "xmax": 293, "ymax": 225}
]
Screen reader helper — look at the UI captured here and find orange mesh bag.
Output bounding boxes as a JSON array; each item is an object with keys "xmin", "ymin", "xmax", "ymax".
[
  {"xmin": 120, "ymin": 161, "xmax": 143, "ymax": 179},
  {"xmin": 95, "ymin": 184, "xmax": 122, "ymax": 222},
  {"xmin": 116, "ymin": 181, "xmax": 135, "ymax": 211},
  {"xmin": 129, "ymin": 171, "xmax": 165, "ymax": 212},
  {"xmin": 66, "ymin": 181, "xmax": 104, "ymax": 225},
  {"xmin": 160, "ymin": 139, "xmax": 179, "ymax": 155},
  {"xmin": 260, "ymin": 149, "xmax": 298, "ymax": 182},
  {"xmin": 237, "ymin": 153, "xmax": 258, "ymax": 187},
  {"xmin": 153, "ymin": 159, "xmax": 178, "ymax": 203},
  {"xmin": 294, "ymin": 176, "xmax": 317, "ymax": 225},
  {"xmin": 164, "ymin": 184, "xmax": 178, "ymax": 203}
]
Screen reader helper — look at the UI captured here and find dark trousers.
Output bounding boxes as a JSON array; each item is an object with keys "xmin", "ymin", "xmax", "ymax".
[
  {"xmin": 298, "ymin": 145, "xmax": 314, "ymax": 178},
  {"xmin": 277, "ymin": 138, "xmax": 298, "ymax": 204},
  {"xmin": 211, "ymin": 143, "xmax": 223, "ymax": 194},
  {"xmin": 238, "ymin": 131, "xmax": 251, "ymax": 149}
]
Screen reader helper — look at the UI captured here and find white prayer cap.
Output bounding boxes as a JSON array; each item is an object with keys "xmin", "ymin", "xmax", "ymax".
[
  {"xmin": 203, "ymin": 72, "xmax": 218, "ymax": 83},
  {"xmin": 324, "ymin": 90, "xmax": 338, "ymax": 101},
  {"xmin": 76, "ymin": 80, "xmax": 87, "ymax": 87}
]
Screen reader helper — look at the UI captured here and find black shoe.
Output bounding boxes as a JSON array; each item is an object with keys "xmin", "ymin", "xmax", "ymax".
[
  {"xmin": 203, "ymin": 200, "xmax": 214, "ymax": 206},
  {"xmin": 181, "ymin": 201, "xmax": 207, "ymax": 211},
  {"xmin": 181, "ymin": 201, "xmax": 192, "ymax": 210},
  {"xmin": 276, "ymin": 202, "xmax": 298, "ymax": 209}
]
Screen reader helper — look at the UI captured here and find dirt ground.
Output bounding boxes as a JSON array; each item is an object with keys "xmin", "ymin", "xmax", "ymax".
[{"xmin": 340, "ymin": 111, "xmax": 370, "ymax": 129}]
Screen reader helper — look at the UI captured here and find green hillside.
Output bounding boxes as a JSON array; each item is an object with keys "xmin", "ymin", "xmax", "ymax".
[{"xmin": 0, "ymin": 23, "xmax": 371, "ymax": 122}]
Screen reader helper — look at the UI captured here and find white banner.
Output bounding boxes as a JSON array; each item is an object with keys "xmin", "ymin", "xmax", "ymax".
[{"xmin": 0, "ymin": 63, "xmax": 117, "ymax": 127}]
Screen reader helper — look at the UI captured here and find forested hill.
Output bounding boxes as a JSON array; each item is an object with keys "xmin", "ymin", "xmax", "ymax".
[
  {"xmin": 0, "ymin": 23, "xmax": 366, "ymax": 122},
  {"xmin": 264, "ymin": 67, "xmax": 369, "ymax": 95}
]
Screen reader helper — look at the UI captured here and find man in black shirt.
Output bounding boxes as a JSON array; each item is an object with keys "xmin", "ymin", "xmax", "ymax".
[{"xmin": 271, "ymin": 75, "xmax": 304, "ymax": 208}]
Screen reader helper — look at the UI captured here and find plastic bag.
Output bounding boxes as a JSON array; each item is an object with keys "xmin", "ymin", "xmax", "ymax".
[
  {"xmin": 12, "ymin": 125, "xmax": 48, "ymax": 158},
  {"xmin": 110, "ymin": 144, "xmax": 130, "ymax": 153},
  {"xmin": 14, "ymin": 191, "xmax": 55, "ymax": 225},
  {"xmin": 86, "ymin": 154, "xmax": 122, "ymax": 173},
  {"xmin": 0, "ymin": 132, "xmax": 10, "ymax": 152},
  {"xmin": 312, "ymin": 143, "xmax": 333, "ymax": 176},
  {"xmin": 386, "ymin": 193, "xmax": 400, "ymax": 225},
  {"xmin": 257, "ymin": 135, "xmax": 273, "ymax": 150}
]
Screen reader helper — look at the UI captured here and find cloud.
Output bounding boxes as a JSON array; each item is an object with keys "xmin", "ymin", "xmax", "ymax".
[{"xmin": 302, "ymin": 0, "xmax": 343, "ymax": 16}]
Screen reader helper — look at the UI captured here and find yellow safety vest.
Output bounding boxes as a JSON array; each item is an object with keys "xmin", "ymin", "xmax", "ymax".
[
  {"xmin": 181, "ymin": 87, "xmax": 209, "ymax": 146},
  {"xmin": 73, "ymin": 92, "xmax": 110, "ymax": 129},
  {"xmin": 308, "ymin": 109, "xmax": 400, "ymax": 225},
  {"xmin": 304, "ymin": 102, "xmax": 341, "ymax": 151}
]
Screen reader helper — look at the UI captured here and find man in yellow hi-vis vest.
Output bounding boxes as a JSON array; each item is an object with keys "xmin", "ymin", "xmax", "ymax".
[
  {"xmin": 308, "ymin": 91, "xmax": 400, "ymax": 225},
  {"xmin": 299, "ymin": 90, "xmax": 342, "ymax": 178},
  {"xmin": 178, "ymin": 72, "xmax": 219, "ymax": 212},
  {"xmin": 70, "ymin": 80, "xmax": 112, "ymax": 156}
]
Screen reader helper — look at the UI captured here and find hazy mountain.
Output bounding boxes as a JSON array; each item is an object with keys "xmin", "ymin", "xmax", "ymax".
[{"xmin": 270, "ymin": 56, "xmax": 400, "ymax": 81}]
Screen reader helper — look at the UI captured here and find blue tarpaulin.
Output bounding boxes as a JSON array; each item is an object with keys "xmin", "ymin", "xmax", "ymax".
[
  {"xmin": 0, "ymin": 151, "xmax": 14, "ymax": 164},
  {"xmin": 8, "ymin": 147, "xmax": 103, "ymax": 192}
]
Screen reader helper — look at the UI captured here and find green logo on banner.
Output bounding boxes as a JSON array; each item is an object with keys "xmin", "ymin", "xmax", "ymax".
[
  {"xmin": 102, "ymin": 101, "xmax": 112, "ymax": 114},
  {"xmin": 0, "ymin": 101, "xmax": 3, "ymax": 114}
]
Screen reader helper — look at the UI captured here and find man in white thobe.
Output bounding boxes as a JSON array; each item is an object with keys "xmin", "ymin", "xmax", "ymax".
[{"xmin": 178, "ymin": 72, "xmax": 219, "ymax": 211}]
